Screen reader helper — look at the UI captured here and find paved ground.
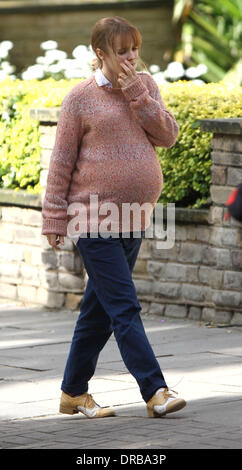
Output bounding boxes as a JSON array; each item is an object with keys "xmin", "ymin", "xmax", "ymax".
[{"xmin": 0, "ymin": 301, "xmax": 242, "ymax": 450}]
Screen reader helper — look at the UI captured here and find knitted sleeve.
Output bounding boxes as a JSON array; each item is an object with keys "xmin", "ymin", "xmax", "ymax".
[
  {"xmin": 42, "ymin": 93, "xmax": 83, "ymax": 236},
  {"xmin": 121, "ymin": 73, "xmax": 179, "ymax": 148}
]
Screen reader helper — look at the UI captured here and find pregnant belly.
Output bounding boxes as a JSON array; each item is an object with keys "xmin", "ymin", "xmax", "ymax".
[
  {"xmin": 69, "ymin": 156, "xmax": 163, "ymax": 233},
  {"xmin": 70, "ymin": 154, "xmax": 163, "ymax": 212},
  {"xmin": 91, "ymin": 157, "xmax": 163, "ymax": 204}
]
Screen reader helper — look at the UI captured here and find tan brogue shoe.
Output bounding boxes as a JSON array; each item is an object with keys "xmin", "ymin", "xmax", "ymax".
[
  {"xmin": 59, "ymin": 391, "xmax": 115, "ymax": 418},
  {"xmin": 147, "ymin": 388, "xmax": 186, "ymax": 418}
]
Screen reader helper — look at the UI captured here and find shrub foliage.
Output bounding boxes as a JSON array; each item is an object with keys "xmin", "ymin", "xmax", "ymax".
[{"xmin": 0, "ymin": 78, "xmax": 241, "ymax": 207}]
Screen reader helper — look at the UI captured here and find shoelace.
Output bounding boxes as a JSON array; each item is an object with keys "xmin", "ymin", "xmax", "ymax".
[
  {"xmin": 163, "ymin": 388, "xmax": 178, "ymax": 399},
  {"xmin": 84, "ymin": 393, "xmax": 100, "ymax": 409}
]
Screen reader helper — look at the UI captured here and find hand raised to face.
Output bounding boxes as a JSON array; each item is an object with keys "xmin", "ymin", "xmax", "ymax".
[{"xmin": 117, "ymin": 59, "xmax": 138, "ymax": 87}]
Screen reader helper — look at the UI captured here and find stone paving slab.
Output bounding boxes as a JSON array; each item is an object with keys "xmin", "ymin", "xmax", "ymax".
[{"xmin": 0, "ymin": 303, "xmax": 242, "ymax": 449}]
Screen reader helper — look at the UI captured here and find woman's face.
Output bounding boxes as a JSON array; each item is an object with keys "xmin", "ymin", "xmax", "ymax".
[
  {"xmin": 97, "ymin": 35, "xmax": 140, "ymax": 77},
  {"xmin": 114, "ymin": 36, "xmax": 139, "ymax": 71}
]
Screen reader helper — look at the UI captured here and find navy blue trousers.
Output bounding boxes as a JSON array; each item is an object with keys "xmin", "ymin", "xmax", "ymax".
[{"xmin": 61, "ymin": 231, "xmax": 167, "ymax": 403}]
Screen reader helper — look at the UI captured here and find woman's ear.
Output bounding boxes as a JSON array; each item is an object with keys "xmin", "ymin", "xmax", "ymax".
[{"xmin": 96, "ymin": 48, "xmax": 104, "ymax": 61}]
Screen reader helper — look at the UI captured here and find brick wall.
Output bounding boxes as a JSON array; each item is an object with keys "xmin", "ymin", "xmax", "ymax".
[
  {"xmin": 0, "ymin": 114, "xmax": 241, "ymax": 324},
  {"xmin": 0, "ymin": 196, "xmax": 86, "ymax": 309}
]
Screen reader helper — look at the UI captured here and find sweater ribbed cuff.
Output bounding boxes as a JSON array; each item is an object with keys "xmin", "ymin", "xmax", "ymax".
[
  {"xmin": 121, "ymin": 76, "xmax": 148, "ymax": 102},
  {"xmin": 42, "ymin": 218, "xmax": 67, "ymax": 236}
]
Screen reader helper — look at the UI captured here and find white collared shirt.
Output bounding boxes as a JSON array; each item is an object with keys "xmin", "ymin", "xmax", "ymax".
[{"xmin": 94, "ymin": 68, "xmax": 113, "ymax": 87}]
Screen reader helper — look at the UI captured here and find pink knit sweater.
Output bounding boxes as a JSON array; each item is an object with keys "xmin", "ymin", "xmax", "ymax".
[{"xmin": 42, "ymin": 72, "xmax": 179, "ymax": 238}]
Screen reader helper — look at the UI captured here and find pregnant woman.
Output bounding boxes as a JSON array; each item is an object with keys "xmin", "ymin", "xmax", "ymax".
[{"xmin": 42, "ymin": 15, "xmax": 186, "ymax": 419}]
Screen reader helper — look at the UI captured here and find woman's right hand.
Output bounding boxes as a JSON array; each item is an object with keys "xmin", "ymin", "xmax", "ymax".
[{"xmin": 46, "ymin": 234, "xmax": 65, "ymax": 250}]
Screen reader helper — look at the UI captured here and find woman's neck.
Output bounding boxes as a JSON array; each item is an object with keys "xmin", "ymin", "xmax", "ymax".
[{"xmin": 101, "ymin": 67, "xmax": 121, "ymax": 88}]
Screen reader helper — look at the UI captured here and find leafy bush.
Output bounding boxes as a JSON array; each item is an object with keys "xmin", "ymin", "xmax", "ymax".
[
  {"xmin": 0, "ymin": 78, "xmax": 78, "ymax": 193},
  {"xmin": 157, "ymin": 80, "xmax": 242, "ymax": 207},
  {"xmin": 0, "ymin": 78, "xmax": 241, "ymax": 207}
]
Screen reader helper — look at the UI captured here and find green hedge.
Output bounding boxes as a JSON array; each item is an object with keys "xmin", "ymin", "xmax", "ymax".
[
  {"xmin": 157, "ymin": 81, "xmax": 242, "ymax": 207},
  {"xmin": 0, "ymin": 78, "xmax": 241, "ymax": 207}
]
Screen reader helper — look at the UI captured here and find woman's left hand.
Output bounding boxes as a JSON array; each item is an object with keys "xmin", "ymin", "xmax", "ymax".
[{"xmin": 117, "ymin": 60, "xmax": 138, "ymax": 87}]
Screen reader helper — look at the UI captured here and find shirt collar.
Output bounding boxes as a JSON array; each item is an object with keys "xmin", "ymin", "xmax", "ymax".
[{"xmin": 94, "ymin": 68, "xmax": 112, "ymax": 88}]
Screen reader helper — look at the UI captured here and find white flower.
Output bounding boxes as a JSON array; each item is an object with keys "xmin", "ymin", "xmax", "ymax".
[
  {"xmin": 64, "ymin": 68, "xmax": 83, "ymax": 79},
  {"xmin": 72, "ymin": 45, "xmax": 96, "ymax": 69},
  {"xmin": 185, "ymin": 64, "xmax": 208, "ymax": 79},
  {"xmin": 80, "ymin": 65, "xmax": 93, "ymax": 77},
  {"xmin": 57, "ymin": 58, "xmax": 88, "ymax": 74},
  {"xmin": 85, "ymin": 50, "xmax": 96, "ymax": 64},
  {"xmin": 21, "ymin": 65, "xmax": 45, "ymax": 80},
  {"xmin": 1, "ymin": 61, "xmax": 15, "ymax": 74},
  {"xmin": 45, "ymin": 49, "xmax": 67, "ymax": 62},
  {"xmin": 0, "ymin": 40, "xmax": 13, "ymax": 51},
  {"xmin": 0, "ymin": 48, "xmax": 9, "ymax": 59},
  {"xmin": 87, "ymin": 45, "xmax": 96, "ymax": 58},
  {"xmin": 185, "ymin": 67, "xmax": 197, "ymax": 79},
  {"xmin": 151, "ymin": 72, "xmax": 167, "ymax": 85},
  {"xmin": 0, "ymin": 70, "xmax": 7, "ymax": 80},
  {"xmin": 57, "ymin": 58, "xmax": 77, "ymax": 69},
  {"xmin": 63, "ymin": 65, "xmax": 92, "ymax": 79},
  {"xmin": 40, "ymin": 40, "xmax": 58, "ymax": 51},
  {"xmin": 72, "ymin": 45, "xmax": 89, "ymax": 59},
  {"xmin": 164, "ymin": 61, "xmax": 184, "ymax": 80},
  {"xmin": 149, "ymin": 64, "xmax": 160, "ymax": 74},
  {"xmin": 64, "ymin": 69, "xmax": 80, "ymax": 79},
  {"xmin": 71, "ymin": 59, "xmax": 84, "ymax": 68},
  {"xmin": 196, "ymin": 64, "xmax": 208, "ymax": 75},
  {"xmin": 185, "ymin": 66, "xmax": 200, "ymax": 79},
  {"xmin": 48, "ymin": 63, "xmax": 65, "ymax": 74},
  {"xmin": 192, "ymin": 79, "xmax": 205, "ymax": 85},
  {"xmin": 0, "ymin": 41, "xmax": 13, "ymax": 62},
  {"xmin": 40, "ymin": 55, "xmax": 56, "ymax": 66},
  {"xmin": 38, "ymin": 53, "xmax": 66, "ymax": 67},
  {"xmin": 36, "ymin": 56, "xmax": 46, "ymax": 64}
]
